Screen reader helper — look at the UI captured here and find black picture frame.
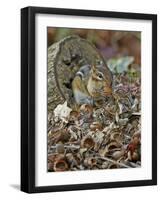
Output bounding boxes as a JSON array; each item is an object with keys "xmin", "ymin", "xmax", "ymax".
[{"xmin": 21, "ymin": 6, "xmax": 157, "ymax": 193}]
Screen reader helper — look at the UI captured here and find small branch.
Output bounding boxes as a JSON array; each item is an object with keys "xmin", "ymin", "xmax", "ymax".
[
  {"xmin": 64, "ymin": 145, "xmax": 80, "ymax": 149},
  {"xmin": 126, "ymin": 160, "xmax": 141, "ymax": 168},
  {"xmin": 96, "ymin": 156, "xmax": 132, "ymax": 168},
  {"xmin": 132, "ymin": 112, "xmax": 141, "ymax": 116}
]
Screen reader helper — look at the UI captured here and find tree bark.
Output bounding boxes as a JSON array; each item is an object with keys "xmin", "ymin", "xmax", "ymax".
[{"xmin": 48, "ymin": 35, "xmax": 109, "ymax": 112}]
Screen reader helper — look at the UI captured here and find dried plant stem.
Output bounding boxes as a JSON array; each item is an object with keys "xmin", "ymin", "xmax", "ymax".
[
  {"xmin": 127, "ymin": 161, "xmax": 141, "ymax": 168},
  {"xmin": 132, "ymin": 112, "xmax": 141, "ymax": 116},
  {"xmin": 64, "ymin": 145, "xmax": 80, "ymax": 149},
  {"xmin": 97, "ymin": 156, "xmax": 132, "ymax": 168}
]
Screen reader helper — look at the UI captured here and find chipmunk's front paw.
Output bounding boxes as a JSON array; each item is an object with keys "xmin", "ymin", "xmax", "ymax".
[{"xmin": 74, "ymin": 90, "xmax": 94, "ymax": 105}]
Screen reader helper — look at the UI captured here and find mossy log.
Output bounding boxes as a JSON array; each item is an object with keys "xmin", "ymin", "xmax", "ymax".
[{"xmin": 48, "ymin": 35, "xmax": 109, "ymax": 112}]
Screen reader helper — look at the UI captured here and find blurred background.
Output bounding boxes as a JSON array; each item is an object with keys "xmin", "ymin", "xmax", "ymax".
[{"xmin": 47, "ymin": 28, "xmax": 141, "ymax": 65}]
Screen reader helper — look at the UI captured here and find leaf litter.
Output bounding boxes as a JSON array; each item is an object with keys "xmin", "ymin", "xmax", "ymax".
[{"xmin": 48, "ymin": 56, "xmax": 141, "ymax": 172}]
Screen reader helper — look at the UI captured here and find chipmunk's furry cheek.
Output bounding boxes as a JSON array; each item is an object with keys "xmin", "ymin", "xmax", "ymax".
[
  {"xmin": 87, "ymin": 77, "xmax": 105, "ymax": 97},
  {"xmin": 103, "ymin": 85, "xmax": 112, "ymax": 96}
]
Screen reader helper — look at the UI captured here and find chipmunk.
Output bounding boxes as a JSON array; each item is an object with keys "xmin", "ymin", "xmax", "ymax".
[{"xmin": 72, "ymin": 62, "xmax": 113, "ymax": 106}]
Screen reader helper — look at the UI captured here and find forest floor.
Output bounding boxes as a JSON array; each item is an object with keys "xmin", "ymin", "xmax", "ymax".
[{"xmin": 47, "ymin": 59, "xmax": 141, "ymax": 172}]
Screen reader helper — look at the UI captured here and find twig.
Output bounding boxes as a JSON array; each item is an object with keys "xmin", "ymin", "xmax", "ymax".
[
  {"xmin": 132, "ymin": 112, "xmax": 141, "ymax": 116},
  {"xmin": 64, "ymin": 145, "xmax": 80, "ymax": 149},
  {"xmin": 124, "ymin": 134, "xmax": 131, "ymax": 139},
  {"xmin": 126, "ymin": 160, "xmax": 141, "ymax": 168},
  {"xmin": 96, "ymin": 156, "xmax": 132, "ymax": 168}
]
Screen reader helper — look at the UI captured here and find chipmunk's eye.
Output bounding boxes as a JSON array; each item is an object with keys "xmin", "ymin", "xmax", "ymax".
[{"xmin": 97, "ymin": 73, "xmax": 103, "ymax": 79}]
